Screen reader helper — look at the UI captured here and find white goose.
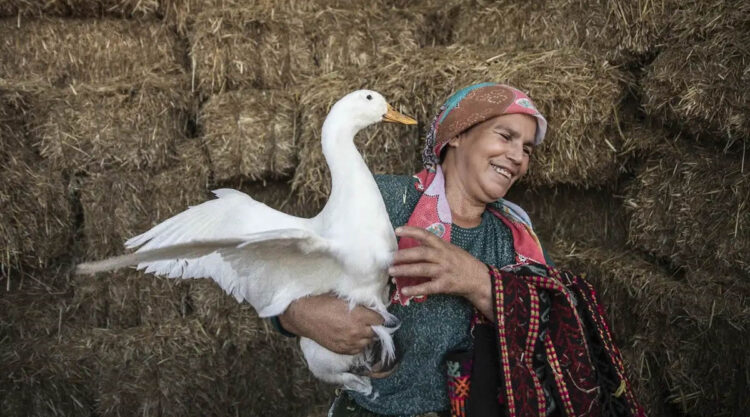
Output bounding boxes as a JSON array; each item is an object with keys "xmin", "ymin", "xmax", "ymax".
[{"xmin": 77, "ymin": 90, "xmax": 417, "ymax": 395}]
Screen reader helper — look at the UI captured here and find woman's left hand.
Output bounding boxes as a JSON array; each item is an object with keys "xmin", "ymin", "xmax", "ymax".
[{"xmin": 388, "ymin": 226, "xmax": 494, "ymax": 319}]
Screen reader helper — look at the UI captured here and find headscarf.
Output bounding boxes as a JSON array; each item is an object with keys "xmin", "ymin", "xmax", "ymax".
[{"xmin": 422, "ymin": 82, "xmax": 547, "ymax": 167}]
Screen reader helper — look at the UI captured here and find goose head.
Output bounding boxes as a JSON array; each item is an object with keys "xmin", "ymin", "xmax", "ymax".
[{"xmin": 323, "ymin": 90, "xmax": 417, "ymax": 137}]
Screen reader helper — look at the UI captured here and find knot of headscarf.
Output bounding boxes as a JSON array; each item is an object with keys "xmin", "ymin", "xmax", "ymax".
[{"xmin": 422, "ymin": 83, "xmax": 547, "ymax": 167}]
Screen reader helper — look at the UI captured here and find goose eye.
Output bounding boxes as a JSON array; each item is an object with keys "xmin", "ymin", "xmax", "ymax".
[{"xmin": 366, "ymin": 94, "xmax": 373, "ymax": 100}]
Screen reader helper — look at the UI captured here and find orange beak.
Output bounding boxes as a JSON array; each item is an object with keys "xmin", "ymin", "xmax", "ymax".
[{"xmin": 382, "ymin": 104, "xmax": 417, "ymax": 125}]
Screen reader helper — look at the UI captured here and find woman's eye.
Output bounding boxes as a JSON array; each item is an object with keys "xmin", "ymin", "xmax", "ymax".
[{"xmin": 523, "ymin": 146, "xmax": 533, "ymax": 155}]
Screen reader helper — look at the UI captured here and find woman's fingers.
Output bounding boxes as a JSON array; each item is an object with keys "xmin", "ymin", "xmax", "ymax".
[
  {"xmin": 389, "ymin": 262, "xmax": 441, "ymax": 278},
  {"xmin": 401, "ymin": 279, "xmax": 443, "ymax": 297},
  {"xmin": 391, "ymin": 245, "xmax": 439, "ymax": 265}
]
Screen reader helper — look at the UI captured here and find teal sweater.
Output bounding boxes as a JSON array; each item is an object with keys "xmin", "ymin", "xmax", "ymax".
[{"xmin": 350, "ymin": 174, "xmax": 518, "ymax": 416}]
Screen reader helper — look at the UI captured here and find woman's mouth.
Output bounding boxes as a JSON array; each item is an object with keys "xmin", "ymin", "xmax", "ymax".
[{"xmin": 490, "ymin": 163, "xmax": 512, "ymax": 180}]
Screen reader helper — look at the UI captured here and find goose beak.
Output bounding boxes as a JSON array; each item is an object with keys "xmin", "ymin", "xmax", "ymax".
[{"xmin": 382, "ymin": 104, "xmax": 417, "ymax": 125}]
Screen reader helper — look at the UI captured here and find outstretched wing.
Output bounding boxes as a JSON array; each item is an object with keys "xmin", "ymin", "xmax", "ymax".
[
  {"xmin": 125, "ymin": 188, "xmax": 311, "ymax": 251},
  {"xmin": 78, "ymin": 229, "xmax": 348, "ymax": 317}
]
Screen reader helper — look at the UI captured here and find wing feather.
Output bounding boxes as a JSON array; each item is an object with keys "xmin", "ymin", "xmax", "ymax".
[
  {"xmin": 126, "ymin": 188, "xmax": 311, "ymax": 251},
  {"xmin": 77, "ymin": 229, "xmax": 347, "ymax": 317}
]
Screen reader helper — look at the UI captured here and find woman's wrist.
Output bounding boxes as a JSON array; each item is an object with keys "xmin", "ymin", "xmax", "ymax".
[
  {"xmin": 464, "ymin": 262, "xmax": 494, "ymax": 319},
  {"xmin": 278, "ymin": 301, "xmax": 303, "ymax": 337}
]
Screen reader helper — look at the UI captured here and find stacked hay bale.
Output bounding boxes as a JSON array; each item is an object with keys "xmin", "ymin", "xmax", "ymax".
[
  {"xmin": 0, "ymin": 10, "xmax": 328, "ymax": 417},
  {"xmin": 640, "ymin": 0, "xmax": 750, "ymax": 145},
  {"xmin": 1, "ymin": 0, "xmax": 749, "ymax": 416},
  {"xmin": 625, "ymin": 141, "xmax": 750, "ymax": 285}
]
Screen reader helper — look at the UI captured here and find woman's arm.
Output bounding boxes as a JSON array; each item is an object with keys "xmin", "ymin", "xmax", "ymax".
[
  {"xmin": 277, "ymin": 294, "xmax": 385, "ymax": 355},
  {"xmin": 388, "ymin": 226, "xmax": 495, "ymax": 320}
]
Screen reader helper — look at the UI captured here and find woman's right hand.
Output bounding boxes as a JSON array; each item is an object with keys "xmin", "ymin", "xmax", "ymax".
[{"xmin": 278, "ymin": 294, "xmax": 384, "ymax": 355}]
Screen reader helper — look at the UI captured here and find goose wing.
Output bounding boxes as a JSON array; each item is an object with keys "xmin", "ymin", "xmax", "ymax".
[
  {"xmin": 77, "ymin": 229, "xmax": 347, "ymax": 317},
  {"xmin": 77, "ymin": 189, "xmax": 347, "ymax": 316}
]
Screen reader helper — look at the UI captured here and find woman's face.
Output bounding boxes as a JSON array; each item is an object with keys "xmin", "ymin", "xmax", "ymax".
[{"xmin": 443, "ymin": 113, "xmax": 537, "ymax": 203}]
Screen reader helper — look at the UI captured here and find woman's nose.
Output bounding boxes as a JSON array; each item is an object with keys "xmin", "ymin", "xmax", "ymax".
[{"xmin": 506, "ymin": 143, "xmax": 524, "ymax": 164}]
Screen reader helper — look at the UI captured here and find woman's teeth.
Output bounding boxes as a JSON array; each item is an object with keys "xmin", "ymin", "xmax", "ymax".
[{"xmin": 491, "ymin": 164, "xmax": 512, "ymax": 179}]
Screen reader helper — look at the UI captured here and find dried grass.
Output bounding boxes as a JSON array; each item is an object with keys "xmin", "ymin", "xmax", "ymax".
[
  {"xmin": 625, "ymin": 140, "xmax": 750, "ymax": 285},
  {"xmin": 553, "ymin": 242, "xmax": 750, "ymax": 417},
  {"xmin": 17, "ymin": 80, "xmax": 193, "ymax": 174},
  {"xmin": 292, "ymin": 46, "xmax": 627, "ymax": 203},
  {"xmin": 0, "ymin": 18, "xmax": 183, "ymax": 86},
  {"xmin": 199, "ymin": 88, "xmax": 298, "ymax": 182},
  {"xmin": 0, "ymin": 0, "xmax": 159, "ymax": 18},
  {"xmin": 0, "ymin": 90, "xmax": 73, "ymax": 272},
  {"xmin": 78, "ymin": 140, "xmax": 210, "ymax": 259},
  {"xmin": 506, "ymin": 183, "xmax": 629, "ymax": 252},
  {"xmin": 448, "ymin": 0, "xmax": 676, "ymax": 64},
  {"xmin": 641, "ymin": 37, "xmax": 749, "ymax": 145},
  {"xmin": 1, "ymin": 316, "xmax": 329, "ymax": 416},
  {"xmin": 188, "ymin": 5, "xmax": 423, "ymax": 95}
]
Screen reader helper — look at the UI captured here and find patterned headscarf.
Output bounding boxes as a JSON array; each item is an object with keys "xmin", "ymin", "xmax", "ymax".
[{"xmin": 422, "ymin": 83, "xmax": 547, "ymax": 167}]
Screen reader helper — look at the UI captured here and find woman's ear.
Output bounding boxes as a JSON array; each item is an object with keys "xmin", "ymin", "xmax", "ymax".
[{"xmin": 447, "ymin": 133, "xmax": 462, "ymax": 148}]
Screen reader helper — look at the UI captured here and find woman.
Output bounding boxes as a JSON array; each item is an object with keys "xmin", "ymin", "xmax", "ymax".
[{"xmin": 278, "ymin": 83, "xmax": 642, "ymax": 417}]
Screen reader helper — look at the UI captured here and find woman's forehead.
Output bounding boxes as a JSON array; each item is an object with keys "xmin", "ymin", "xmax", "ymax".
[{"xmin": 478, "ymin": 114, "xmax": 537, "ymax": 139}]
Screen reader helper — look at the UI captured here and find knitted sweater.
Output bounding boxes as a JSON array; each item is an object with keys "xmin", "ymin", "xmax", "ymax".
[{"xmin": 349, "ymin": 174, "xmax": 518, "ymax": 416}]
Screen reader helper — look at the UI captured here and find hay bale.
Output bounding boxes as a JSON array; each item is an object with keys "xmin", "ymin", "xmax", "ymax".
[
  {"xmin": 0, "ymin": 18, "xmax": 183, "ymax": 86},
  {"xmin": 641, "ymin": 39, "xmax": 749, "ymax": 145},
  {"xmin": 0, "ymin": 0, "xmax": 159, "ymax": 18},
  {"xmin": 188, "ymin": 6, "xmax": 423, "ymax": 95},
  {"xmin": 638, "ymin": 0, "xmax": 749, "ymax": 144},
  {"xmin": 292, "ymin": 46, "xmax": 626, "ymax": 202},
  {"xmin": 199, "ymin": 88, "xmax": 298, "ymax": 182},
  {"xmin": 78, "ymin": 141, "xmax": 210, "ymax": 259},
  {"xmin": 2, "ymin": 316, "xmax": 329, "ymax": 417},
  {"xmin": 0, "ymin": 158, "xmax": 72, "ymax": 272},
  {"xmin": 625, "ymin": 140, "xmax": 750, "ymax": 284},
  {"xmin": 21, "ymin": 81, "xmax": 192, "ymax": 174},
  {"xmin": 447, "ymin": 0, "xmax": 675, "ymax": 64},
  {"xmin": 70, "ymin": 270, "xmax": 191, "ymax": 329},
  {"xmin": 553, "ymin": 242, "xmax": 750, "ymax": 417},
  {"xmin": 0, "ymin": 91, "xmax": 73, "ymax": 271},
  {"xmin": 189, "ymin": 7, "xmax": 310, "ymax": 94}
]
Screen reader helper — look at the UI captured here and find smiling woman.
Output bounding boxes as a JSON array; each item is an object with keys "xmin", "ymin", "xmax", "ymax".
[{"xmin": 278, "ymin": 83, "xmax": 643, "ymax": 417}]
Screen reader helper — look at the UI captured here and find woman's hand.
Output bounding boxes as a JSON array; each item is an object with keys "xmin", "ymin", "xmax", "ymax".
[
  {"xmin": 389, "ymin": 226, "xmax": 494, "ymax": 320},
  {"xmin": 278, "ymin": 294, "xmax": 384, "ymax": 355}
]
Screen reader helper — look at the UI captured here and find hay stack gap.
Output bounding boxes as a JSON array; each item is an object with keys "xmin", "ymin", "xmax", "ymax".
[
  {"xmin": 292, "ymin": 46, "xmax": 627, "ymax": 202},
  {"xmin": 554, "ymin": 242, "xmax": 750, "ymax": 417},
  {"xmin": 199, "ymin": 88, "xmax": 298, "ymax": 182},
  {"xmin": 0, "ymin": 0, "xmax": 160, "ymax": 19},
  {"xmin": 78, "ymin": 140, "xmax": 210, "ymax": 259},
  {"xmin": 0, "ymin": 18, "xmax": 184, "ymax": 87},
  {"xmin": 625, "ymin": 140, "xmax": 750, "ymax": 285},
  {"xmin": 18, "ymin": 80, "xmax": 192, "ymax": 174}
]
